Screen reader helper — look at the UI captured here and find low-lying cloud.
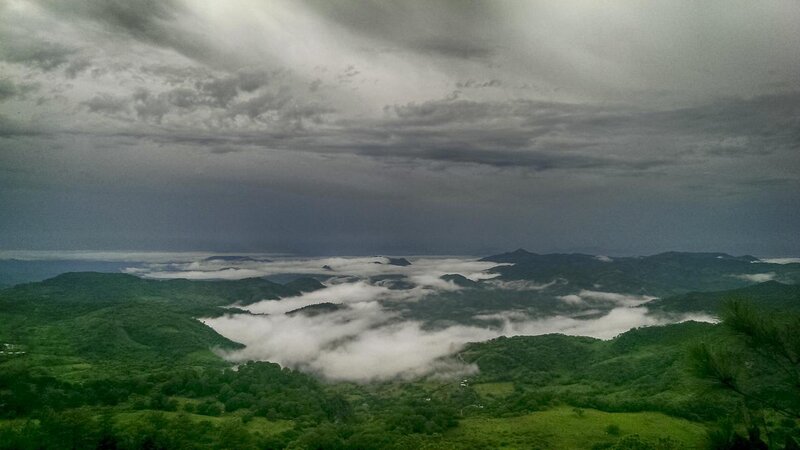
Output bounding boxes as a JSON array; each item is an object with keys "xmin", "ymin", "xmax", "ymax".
[
  {"xmin": 733, "ymin": 272, "xmax": 776, "ymax": 282},
  {"xmin": 484, "ymin": 278, "xmax": 563, "ymax": 291},
  {"xmin": 201, "ymin": 263, "xmax": 714, "ymax": 382},
  {"xmin": 245, "ymin": 281, "xmax": 428, "ymax": 315},
  {"xmin": 557, "ymin": 290, "xmax": 655, "ymax": 307},
  {"xmin": 758, "ymin": 258, "xmax": 800, "ymax": 265},
  {"xmin": 204, "ymin": 304, "xmax": 494, "ymax": 382},
  {"xmin": 54, "ymin": 252, "xmax": 716, "ymax": 382},
  {"xmin": 126, "ymin": 256, "xmax": 503, "ymax": 284}
]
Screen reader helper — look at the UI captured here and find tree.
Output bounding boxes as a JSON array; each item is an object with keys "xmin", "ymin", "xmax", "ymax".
[
  {"xmin": 690, "ymin": 301, "xmax": 800, "ymax": 418},
  {"xmin": 690, "ymin": 301, "xmax": 800, "ymax": 448}
]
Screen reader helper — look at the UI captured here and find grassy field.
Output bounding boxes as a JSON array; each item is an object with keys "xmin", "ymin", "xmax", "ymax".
[
  {"xmin": 113, "ymin": 410, "xmax": 294, "ymax": 436},
  {"xmin": 473, "ymin": 382, "xmax": 515, "ymax": 399},
  {"xmin": 440, "ymin": 407, "xmax": 708, "ymax": 449}
]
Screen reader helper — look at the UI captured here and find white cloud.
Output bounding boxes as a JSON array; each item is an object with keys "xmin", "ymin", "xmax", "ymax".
[
  {"xmin": 136, "ymin": 267, "xmax": 275, "ymax": 280},
  {"xmin": 243, "ymin": 281, "xmax": 430, "ymax": 314},
  {"xmin": 496, "ymin": 307, "xmax": 713, "ymax": 340},
  {"xmin": 554, "ymin": 290, "xmax": 656, "ymax": 307},
  {"xmin": 733, "ymin": 272, "xmax": 776, "ymax": 282},
  {"xmin": 758, "ymin": 258, "xmax": 800, "ymax": 265},
  {"xmin": 558, "ymin": 294, "xmax": 584, "ymax": 305},
  {"xmin": 129, "ymin": 255, "xmax": 504, "ymax": 283},
  {"xmin": 484, "ymin": 279, "xmax": 562, "ymax": 291},
  {"xmin": 473, "ymin": 310, "xmax": 530, "ymax": 322},
  {"xmin": 576, "ymin": 290, "xmax": 656, "ymax": 306},
  {"xmin": 204, "ymin": 282, "xmax": 713, "ymax": 382},
  {"xmin": 203, "ymin": 301, "xmax": 393, "ymax": 372},
  {"xmin": 309, "ymin": 321, "xmax": 493, "ymax": 381}
]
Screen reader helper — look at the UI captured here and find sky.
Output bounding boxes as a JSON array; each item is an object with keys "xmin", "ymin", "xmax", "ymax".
[{"xmin": 1, "ymin": 0, "xmax": 798, "ymax": 256}]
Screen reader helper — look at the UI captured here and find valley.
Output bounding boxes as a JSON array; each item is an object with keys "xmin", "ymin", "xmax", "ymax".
[{"xmin": 1, "ymin": 251, "xmax": 798, "ymax": 448}]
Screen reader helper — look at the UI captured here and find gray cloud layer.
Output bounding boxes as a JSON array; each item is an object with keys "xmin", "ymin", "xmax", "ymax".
[{"xmin": 1, "ymin": 0, "xmax": 798, "ymax": 254}]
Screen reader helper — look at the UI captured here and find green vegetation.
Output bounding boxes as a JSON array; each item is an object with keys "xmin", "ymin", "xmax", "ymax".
[
  {"xmin": 443, "ymin": 407, "xmax": 705, "ymax": 449},
  {"xmin": 459, "ymin": 322, "xmax": 734, "ymax": 422},
  {"xmin": 689, "ymin": 301, "xmax": 800, "ymax": 448},
  {"xmin": 1, "ymin": 271, "xmax": 798, "ymax": 448},
  {"xmin": 0, "ymin": 272, "xmax": 303, "ymax": 377},
  {"xmin": 472, "ymin": 382, "xmax": 514, "ymax": 399}
]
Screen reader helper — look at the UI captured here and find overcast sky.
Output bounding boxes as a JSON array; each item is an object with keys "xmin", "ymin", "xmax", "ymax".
[{"xmin": 1, "ymin": 0, "xmax": 798, "ymax": 256}]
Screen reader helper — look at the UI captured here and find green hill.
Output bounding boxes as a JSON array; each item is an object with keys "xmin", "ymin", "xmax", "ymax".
[
  {"xmin": 0, "ymin": 273, "xmax": 309, "ymax": 377},
  {"xmin": 647, "ymin": 281, "xmax": 800, "ymax": 314},
  {"xmin": 2, "ymin": 271, "xmax": 799, "ymax": 449},
  {"xmin": 460, "ymin": 321, "xmax": 732, "ymax": 421}
]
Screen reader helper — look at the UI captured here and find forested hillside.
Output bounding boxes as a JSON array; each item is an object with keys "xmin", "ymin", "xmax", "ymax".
[{"xmin": 0, "ymin": 267, "xmax": 798, "ymax": 449}]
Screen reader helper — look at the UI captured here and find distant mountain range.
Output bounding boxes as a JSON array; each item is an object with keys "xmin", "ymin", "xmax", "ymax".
[
  {"xmin": 0, "ymin": 259, "xmax": 133, "ymax": 287},
  {"xmin": 481, "ymin": 249, "xmax": 799, "ymax": 297}
]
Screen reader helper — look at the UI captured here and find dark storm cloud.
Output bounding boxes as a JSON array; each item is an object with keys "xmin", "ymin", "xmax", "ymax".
[
  {"xmin": 456, "ymin": 79, "xmax": 503, "ymax": 89},
  {"xmin": 83, "ymin": 90, "xmax": 183, "ymax": 123},
  {"xmin": 64, "ymin": 57, "xmax": 92, "ymax": 79},
  {"xmin": 139, "ymin": 65, "xmax": 213, "ymax": 85},
  {"xmin": 0, "ymin": 79, "xmax": 39, "ymax": 102},
  {"xmin": 352, "ymin": 93, "xmax": 798, "ymax": 171},
  {"xmin": 1, "ymin": 0, "xmax": 798, "ymax": 255},
  {"xmin": 411, "ymin": 38, "xmax": 493, "ymax": 60},
  {"xmin": 31, "ymin": 0, "xmax": 206, "ymax": 61},
  {"xmin": 0, "ymin": 81, "xmax": 15, "ymax": 102},
  {"xmin": 12, "ymin": 0, "xmax": 244, "ymax": 72},
  {"xmin": 418, "ymin": 95, "xmax": 794, "ymax": 165},
  {"xmin": 210, "ymin": 146, "xmax": 245, "ymax": 155},
  {"xmin": 65, "ymin": 89, "xmax": 800, "ymax": 174},
  {"xmin": 196, "ymin": 70, "xmax": 275, "ymax": 107},
  {"xmin": 36, "ymin": 0, "xmax": 180, "ymax": 36},
  {"xmin": 302, "ymin": 0, "xmax": 496, "ymax": 59},
  {"xmin": 131, "ymin": 89, "xmax": 171, "ymax": 123},
  {"xmin": 78, "ymin": 72, "xmax": 331, "ymax": 129},
  {"xmin": 355, "ymin": 147, "xmax": 669, "ymax": 172},
  {"xmin": 164, "ymin": 88, "xmax": 200, "ymax": 109},
  {"xmin": 227, "ymin": 90, "xmax": 293, "ymax": 120},
  {"xmin": 83, "ymin": 94, "xmax": 129, "ymax": 115},
  {"xmin": 350, "ymin": 94, "xmax": 792, "ymax": 165},
  {"xmin": 0, "ymin": 115, "xmax": 41, "ymax": 137},
  {"xmin": 0, "ymin": 38, "xmax": 77, "ymax": 71}
]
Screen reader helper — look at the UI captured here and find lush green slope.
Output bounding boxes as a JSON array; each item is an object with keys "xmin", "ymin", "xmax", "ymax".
[
  {"xmin": 0, "ymin": 272, "xmax": 299, "ymax": 316},
  {"xmin": 0, "ymin": 272, "xmax": 306, "ymax": 377},
  {"xmin": 2, "ymin": 271, "xmax": 799, "ymax": 449},
  {"xmin": 440, "ymin": 407, "xmax": 707, "ymax": 449},
  {"xmin": 460, "ymin": 322, "xmax": 734, "ymax": 421}
]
